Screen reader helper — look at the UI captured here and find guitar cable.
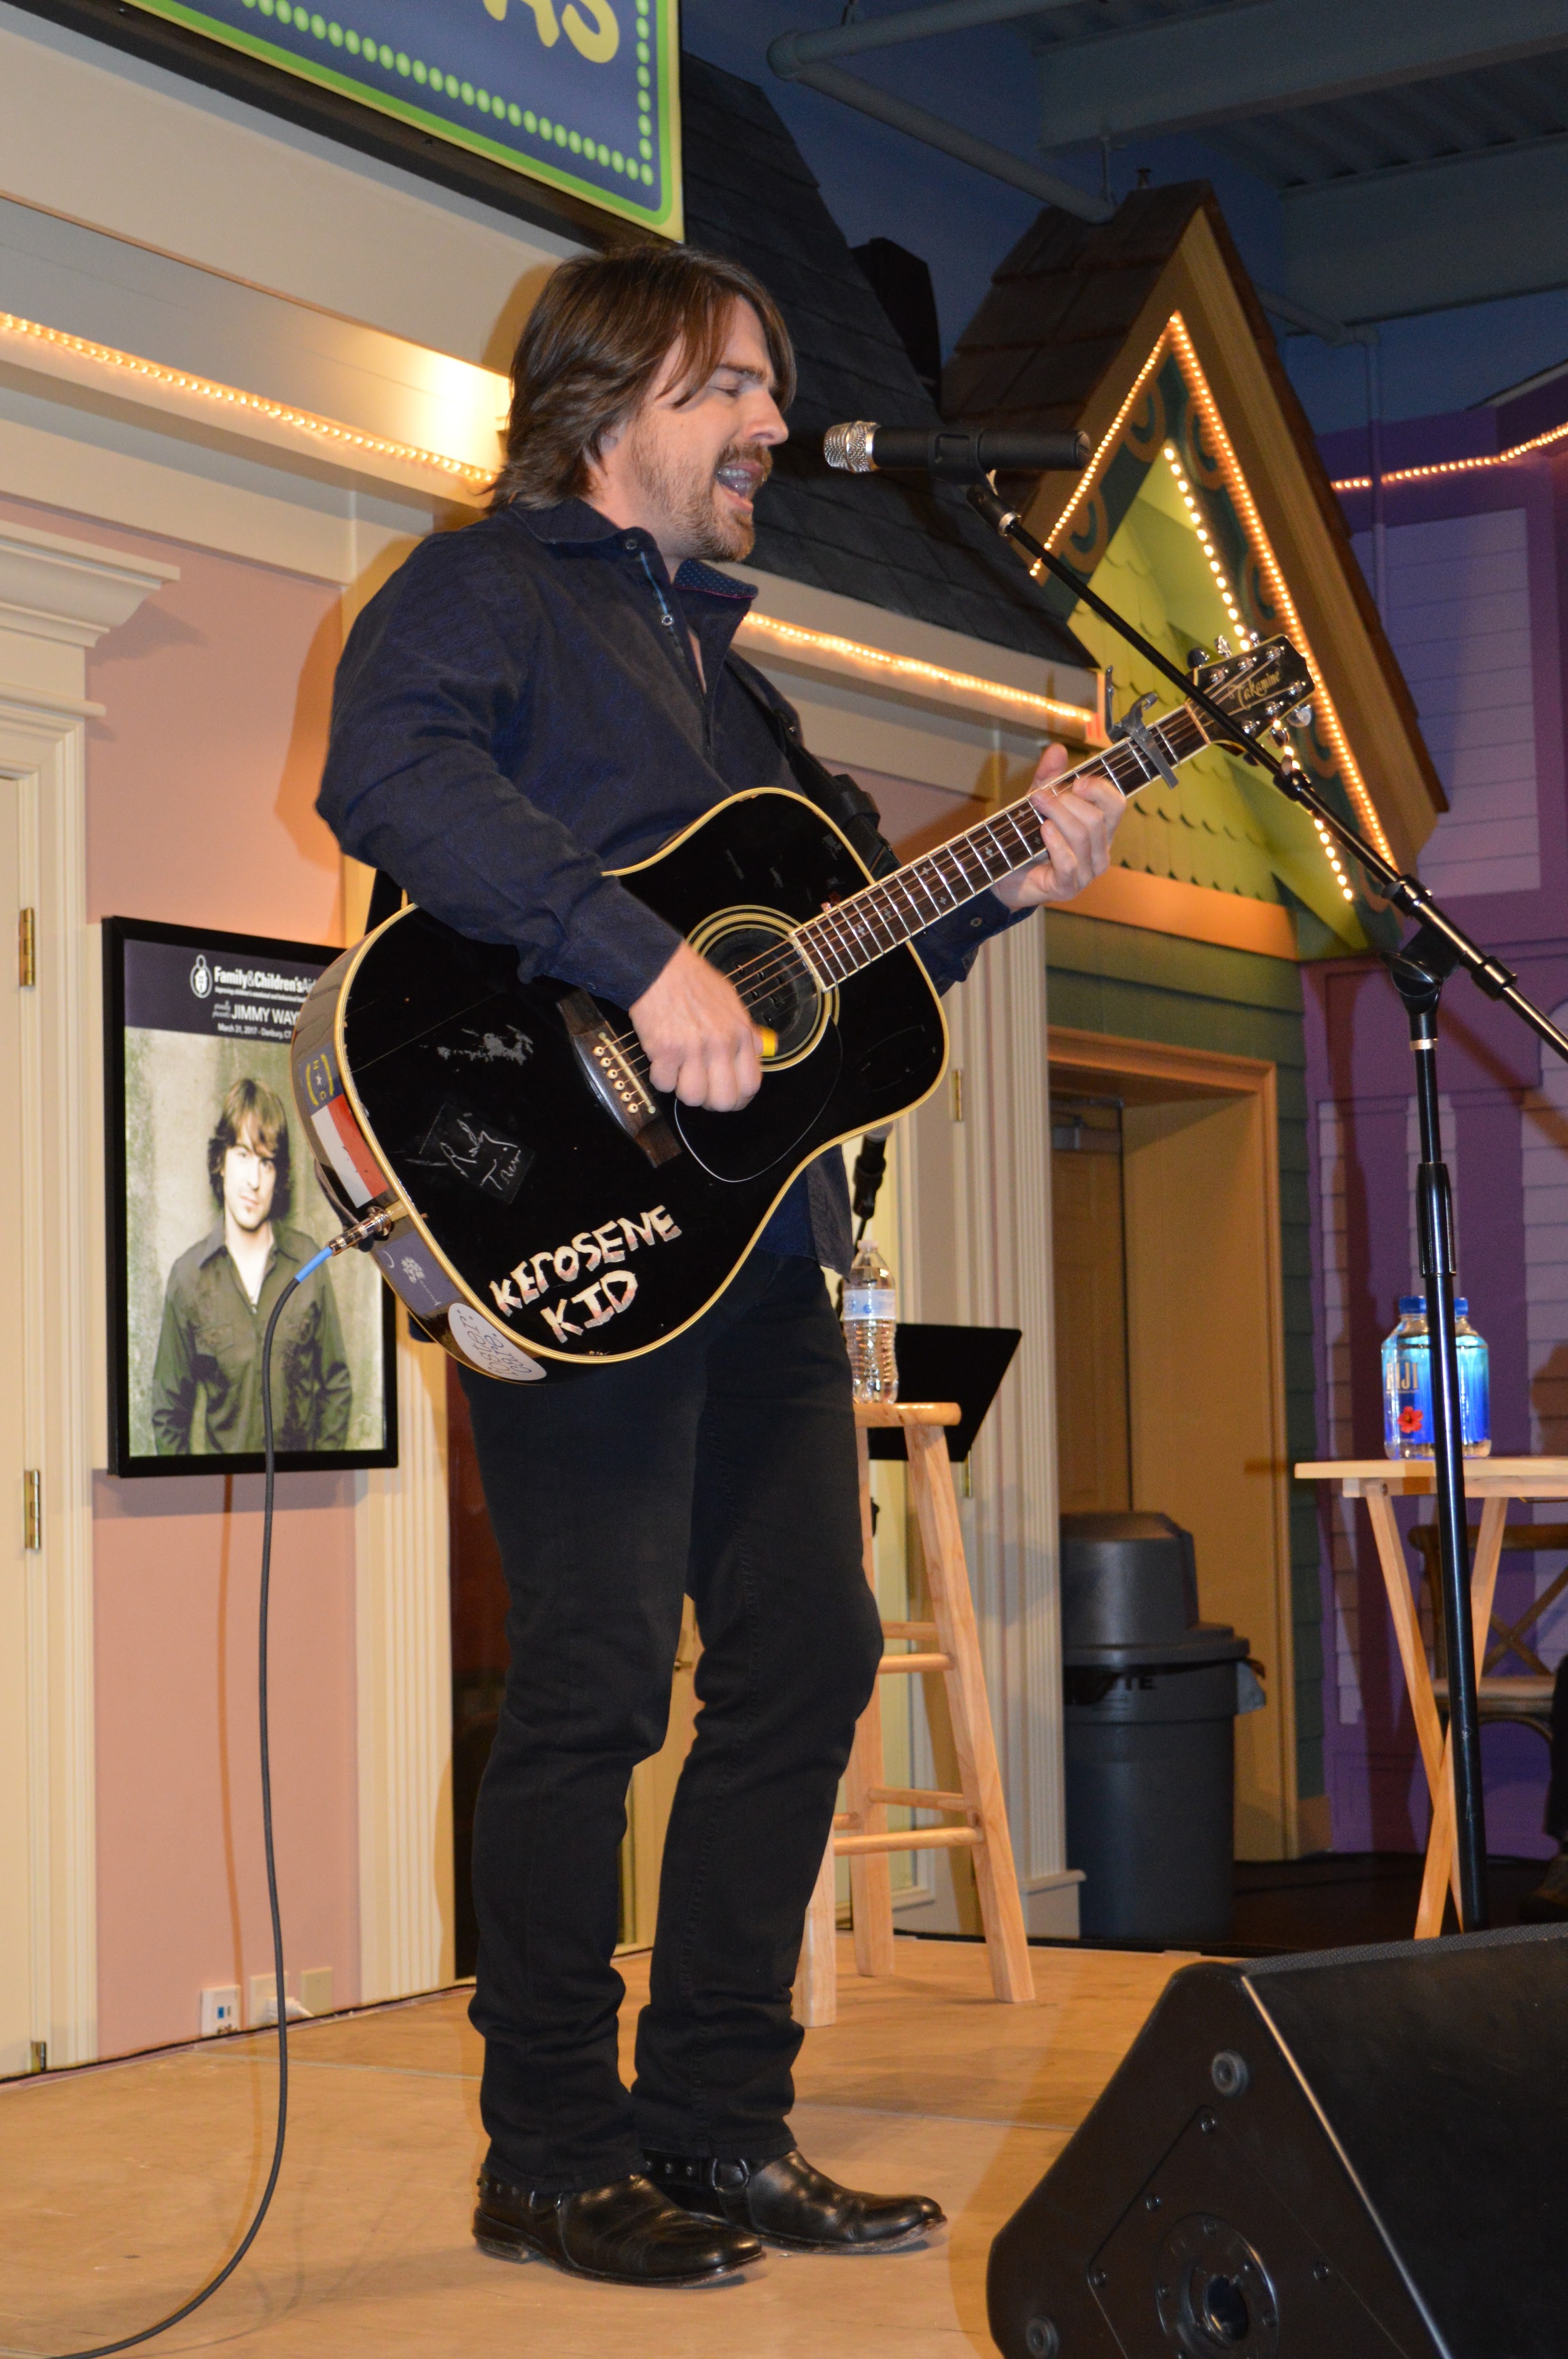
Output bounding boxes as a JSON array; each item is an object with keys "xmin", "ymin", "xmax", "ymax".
[{"xmin": 54, "ymin": 1208, "xmax": 390, "ymax": 2359}]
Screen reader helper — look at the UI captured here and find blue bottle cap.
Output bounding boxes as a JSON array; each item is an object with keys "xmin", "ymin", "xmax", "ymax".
[
  {"xmin": 1398, "ymin": 1295, "xmax": 1425, "ymax": 1314},
  {"xmin": 1455, "ymin": 1298, "xmax": 1468, "ymax": 1315}
]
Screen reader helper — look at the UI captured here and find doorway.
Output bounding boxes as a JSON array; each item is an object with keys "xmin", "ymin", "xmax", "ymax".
[
  {"xmin": 1050, "ymin": 1027, "xmax": 1299, "ymax": 1859},
  {"xmin": 1051, "ymin": 1093, "xmax": 1132, "ymax": 1515}
]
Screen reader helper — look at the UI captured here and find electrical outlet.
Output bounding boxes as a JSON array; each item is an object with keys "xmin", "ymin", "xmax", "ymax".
[
  {"xmin": 300, "ymin": 1967, "xmax": 334, "ymax": 2018},
  {"xmin": 200, "ymin": 1986, "xmax": 239, "ymax": 2037},
  {"xmin": 248, "ymin": 1973, "xmax": 312, "ymax": 2027}
]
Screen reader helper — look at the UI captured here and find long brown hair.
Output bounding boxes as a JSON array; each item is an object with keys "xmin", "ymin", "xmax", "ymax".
[
  {"xmin": 490, "ymin": 246, "xmax": 796, "ymax": 511},
  {"xmin": 208, "ymin": 1077, "xmax": 292, "ymax": 1223}
]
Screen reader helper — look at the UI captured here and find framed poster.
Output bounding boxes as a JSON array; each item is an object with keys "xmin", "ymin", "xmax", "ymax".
[
  {"xmin": 104, "ymin": 916, "xmax": 397, "ymax": 1479},
  {"xmin": 102, "ymin": 0, "xmax": 681, "ymax": 240}
]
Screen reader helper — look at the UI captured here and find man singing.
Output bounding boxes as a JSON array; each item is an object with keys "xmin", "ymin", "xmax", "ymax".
[{"xmin": 319, "ymin": 245, "xmax": 1124, "ymax": 2288}]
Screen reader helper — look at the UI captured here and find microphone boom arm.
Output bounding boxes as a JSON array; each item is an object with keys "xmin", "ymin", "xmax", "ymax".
[{"xmin": 965, "ymin": 479, "xmax": 1568, "ymax": 1068}]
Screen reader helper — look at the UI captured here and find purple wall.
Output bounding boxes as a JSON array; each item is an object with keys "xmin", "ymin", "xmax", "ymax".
[{"xmin": 1310, "ymin": 391, "xmax": 1568, "ymax": 1858}]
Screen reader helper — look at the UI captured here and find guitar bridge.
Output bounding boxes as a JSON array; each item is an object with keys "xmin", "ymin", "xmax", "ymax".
[{"xmin": 559, "ymin": 989, "xmax": 680, "ymax": 1167}]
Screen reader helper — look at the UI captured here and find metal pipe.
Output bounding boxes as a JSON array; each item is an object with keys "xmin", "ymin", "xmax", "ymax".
[
  {"xmin": 769, "ymin": 0, "xmax": 1076, "ymax": 71},
  {"xmin": 772, "ymin": 42, "xmax": 1378, "ymax": 356},
  {"xmin": 1255, "ymin": 285, "xmax": 1373, "ymax": 349},
  {"xmin": 1366, "ymin": 333, "xmax": 1389, "ymax": 621},
  {"xmin": 765, "ymin": 54, "xmax": 1114, "ymax": 223}
]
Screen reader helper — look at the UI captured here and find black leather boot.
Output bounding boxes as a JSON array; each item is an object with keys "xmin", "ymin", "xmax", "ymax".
[
  {"xmin": 473, "ymin": 2170, "xmax": 762, "ymax": 2285},
  {"xmin": 643, "ymin": 2147, "xmax": 944, "ymax": 2253}
]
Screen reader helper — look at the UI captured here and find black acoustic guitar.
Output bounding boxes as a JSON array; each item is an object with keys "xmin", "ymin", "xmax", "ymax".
[{"xmin": 290, "ymin": 637, "xmax": 1313, "ymax": 1382}]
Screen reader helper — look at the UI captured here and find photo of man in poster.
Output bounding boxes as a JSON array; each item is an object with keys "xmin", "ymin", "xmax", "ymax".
[{"xmin": 150, "ymin": 1075, "xmax": 352, "ymax": 1455}]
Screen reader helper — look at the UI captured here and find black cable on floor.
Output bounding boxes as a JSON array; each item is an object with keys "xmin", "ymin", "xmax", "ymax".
[{"xmin": 52, "ymin": 1248, "xmax": 332, "ymax": 2358}]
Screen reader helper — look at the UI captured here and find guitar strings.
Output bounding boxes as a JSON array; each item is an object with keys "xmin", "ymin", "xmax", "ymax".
[{"xmin": 592, "ymin": 715, "xmax": 1191, "ymax": 1077}]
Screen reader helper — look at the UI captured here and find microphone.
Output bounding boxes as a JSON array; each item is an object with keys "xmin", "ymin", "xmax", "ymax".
[{"xmin": 824, "ymin": 421, "xmax": 1091, "ymax": 481}]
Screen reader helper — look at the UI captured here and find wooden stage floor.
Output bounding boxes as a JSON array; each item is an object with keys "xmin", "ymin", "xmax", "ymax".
[{"xmin": 1, "ymin": 1936, "xmax": 1196, "ymax": 2358}]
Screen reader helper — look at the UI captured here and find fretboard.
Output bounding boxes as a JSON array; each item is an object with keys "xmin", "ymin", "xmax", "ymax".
[{"xmin": 763, "ymin": 701, "xmax": 1210, "ymax": 998}]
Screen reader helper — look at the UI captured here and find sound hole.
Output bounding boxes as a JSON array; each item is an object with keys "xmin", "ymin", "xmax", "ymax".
[
  {"xmin": 699, "ymin": 919, "xmax": 823, "ymax": 1063},
  {"xmin": 1198, "ymin": 2274, "xmax": 1250, "ymax": 2345}
]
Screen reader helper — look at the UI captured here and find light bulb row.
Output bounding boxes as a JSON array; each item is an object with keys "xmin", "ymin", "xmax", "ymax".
[
  {"xmin": 1165, "ymin": 315, "xmax": 1394, "ymax": 870},
  {"xmin": 1313, "ymin": 814, "xmax": 1357, "ymax": 903},
  {"xmin": 736, "ymin": 613, "xmax": 1098, "ymax": 735},
  {"xmin": 1330, "ymin": 411, "xmax": 1568, "ymax": 496},
  {"xmin": 0, "ymin": 310, "xmax": 494, "ymax": 491},
  {"xmin": 1163, "ymin": 442, "xmax": 1245, "ymax": 631},
  {"xmin": 1164, "ymin": 435, "xmax": 1355, "ymax": 908}
]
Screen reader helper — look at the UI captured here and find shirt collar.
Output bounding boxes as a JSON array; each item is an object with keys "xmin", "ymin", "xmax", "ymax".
[
  {"xmin": 198, "ymin": 1224, "xmax": 307, "ymax": 1273},
  {"xmin": 506, "ymin": 502, "xmax": 758, "ymax": 610},
  {"xmin": 509, "ymin": 497, "xmax": 627, "ymax": 548}
]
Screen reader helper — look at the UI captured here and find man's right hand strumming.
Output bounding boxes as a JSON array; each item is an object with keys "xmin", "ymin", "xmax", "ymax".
[{"xmin": 631, "ymin": 940, "xmax": 766, "ymax": 1110}]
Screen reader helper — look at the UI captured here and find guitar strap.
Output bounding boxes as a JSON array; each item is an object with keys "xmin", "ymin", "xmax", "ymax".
[
  {"xmin": 361, "ymin": 654, "xmax": 901, "ymax": 935},
  {"xmin": 726, "ymin": 656, "xmax": 901, "ymax": 881}
]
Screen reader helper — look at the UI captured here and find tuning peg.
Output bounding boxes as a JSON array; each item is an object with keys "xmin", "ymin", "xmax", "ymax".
[
  {"xmin": 1214, "ymin": 634, "xmax": 1232, "ymax": 658},
  {"xmin": 1289, "ymin": 701, "xmax": 1313, "ymax": 729},
  {"xmin": 1187, "ymin": 646, "xmax": 1208, "ymax": 671}
]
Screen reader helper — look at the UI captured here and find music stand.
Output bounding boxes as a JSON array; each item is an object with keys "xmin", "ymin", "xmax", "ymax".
[{"xmin": 863, "ymin": 1323, "xmax": 1021, "ymax": 1462}]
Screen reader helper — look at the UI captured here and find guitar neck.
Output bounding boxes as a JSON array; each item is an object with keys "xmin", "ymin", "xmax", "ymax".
[{"xmin": 776, "ymin": 702, "xmax": 1210, "ymax": 994}]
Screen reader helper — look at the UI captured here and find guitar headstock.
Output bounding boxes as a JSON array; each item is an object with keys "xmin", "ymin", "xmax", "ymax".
[{"xmin": 1189, "ymin": 636, "xmax": 1314, "ymax": 746}]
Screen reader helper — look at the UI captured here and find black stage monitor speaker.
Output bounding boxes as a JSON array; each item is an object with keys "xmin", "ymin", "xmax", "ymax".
[{"xmin": 988, "ymin": 1922, "xmax": 1568, "ymax": 2359}]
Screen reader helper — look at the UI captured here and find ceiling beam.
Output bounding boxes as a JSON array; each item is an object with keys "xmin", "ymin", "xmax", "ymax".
[
  {"xmin": 1029, "ymin": 0, "xmax": 1568, "ymax": 151},
  {"xmin": 1285, "ymin": 133, "xmax": 1568, "ymax": 320},
  {"xmin": 768, "ymin": 0, "xmax": 1074, "ymax": 72},
  {"xmin": 766, "ymin": 52, "xmax": 1114, "ymax": 222}
]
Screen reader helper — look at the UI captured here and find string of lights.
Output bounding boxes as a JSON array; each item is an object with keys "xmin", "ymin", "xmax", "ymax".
[
  {"xmin": 0, "ymin": 310, "xmax": 496, "ymax": 495},
  {"xmin": 734, "ymin": 611, "xmax": 1101, "ymax": 738},
  {"xmin": 1039, "ymin": 309, "xmax": 1394, "ymax": 876},
  {"xmin": 1330, "ymin": 413, "xmax": 1568, "ymax": 494}
]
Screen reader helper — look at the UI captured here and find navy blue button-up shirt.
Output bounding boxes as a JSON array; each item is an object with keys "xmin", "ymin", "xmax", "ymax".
[{"xmin": 317, "ymin": 498, "xmax": 1023, "ymax": 1270}]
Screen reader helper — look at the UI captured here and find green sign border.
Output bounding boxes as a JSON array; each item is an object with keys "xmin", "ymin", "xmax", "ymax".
[{"xmin": 117, "ymin": 0, "xmax": 683, "ymax": 240}]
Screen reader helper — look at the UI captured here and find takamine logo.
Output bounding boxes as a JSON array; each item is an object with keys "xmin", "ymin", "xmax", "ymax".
[
  {"xmin": 189, "ymin": 954, "xmax": 212, "ymax": 999},
  {"xmin": 489, "ymin": 1204, "xmax": 682, "ymax": 1344}
]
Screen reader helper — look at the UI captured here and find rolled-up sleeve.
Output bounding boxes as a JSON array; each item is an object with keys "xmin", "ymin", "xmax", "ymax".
[{"xmin": 317, "ymin": 532, "xmax": 682, "ymax": 1009}]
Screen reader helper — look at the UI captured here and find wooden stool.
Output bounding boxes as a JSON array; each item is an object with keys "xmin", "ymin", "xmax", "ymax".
[{"xmin": 796, "ymin": 1401, "xmax": 1034, "ymax": 2026}]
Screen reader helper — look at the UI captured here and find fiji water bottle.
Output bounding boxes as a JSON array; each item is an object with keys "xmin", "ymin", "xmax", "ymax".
[
  {"xmin": 844, "ymin": 1237, "xmax": 898, "ymax": 1404},
  {"xmin": 1382, "ymin": 1295, "xmax": 1492, "ymax": 1457},
  {"xmin": 1383, "ymin": 1297, "xmax": 1431, "ymax": 1458},
  {"xmin": 1454, "ymin": 1299, "xmax": 1491, "ymax": 1458}
]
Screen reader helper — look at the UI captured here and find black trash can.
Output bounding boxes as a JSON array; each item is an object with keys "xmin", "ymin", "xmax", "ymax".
[{"xmin": 1061, "ymin": 1512, "xmax": 1250, "ymax": 1946}]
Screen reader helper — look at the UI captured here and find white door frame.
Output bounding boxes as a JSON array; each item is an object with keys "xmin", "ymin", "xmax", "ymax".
[
  {"xmin": 0, "ymin": 524, "xmax": 174, "ymax": 2069},
  {"xmin": 900, "ymin": 919, "xmax": 1079, "ymax": 1936}
]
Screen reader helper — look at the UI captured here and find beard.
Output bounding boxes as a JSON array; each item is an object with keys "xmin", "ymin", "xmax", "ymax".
[{"xmin": 622, "ymin": 424, "xmax": 773, "ymax": 561}]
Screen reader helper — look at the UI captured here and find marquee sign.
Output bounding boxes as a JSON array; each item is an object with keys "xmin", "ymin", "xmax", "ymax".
[{"xmin": 121, "ymin": 0, "xmax": 681, "ymax": 238}]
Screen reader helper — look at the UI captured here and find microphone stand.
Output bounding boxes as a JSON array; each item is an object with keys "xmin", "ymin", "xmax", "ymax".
[{"xmin": 968, "ymin": 479, "xmax": 1568, "ymax": 1933}]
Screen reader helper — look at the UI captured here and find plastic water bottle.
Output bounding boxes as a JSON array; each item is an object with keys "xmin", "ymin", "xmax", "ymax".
[
  {"xmin": 843, "ymin": 1237, "xmax": 898, "ymax": 1404},
  {"xmin": 1382, "ymin": 1296, "xmax": 1430, "ymax": 1458},
  {"xmin": 1381, "ymin": 1295, "xmax": 1491, "ymax": 1458},
  {"xmin": 1454, "ymin": 1299, "xmax": 1491, "ymax": 1458}
]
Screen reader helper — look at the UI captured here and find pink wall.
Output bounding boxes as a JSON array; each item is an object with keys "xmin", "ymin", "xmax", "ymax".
[
  {"xmin": 91, "ymin": 1474, "xmax": 359, "ymax": 2057},
  {"xmin": 0, "ymin": 491, "xmax": 344, "ymax": 941},
  {"xmin": 0, "ymin": 492, "xmax": 364, "ymax": 2056}
]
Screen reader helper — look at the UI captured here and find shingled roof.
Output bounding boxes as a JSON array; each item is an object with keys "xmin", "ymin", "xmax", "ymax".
[
  {"xmin": 939, "ymin": 177, "xmax": 1445, "ymax": 874},
  {"xmin": 679, "ymin": 55, "xmax": 1091, "ymax": 670},
  {"xmin": 943, "ymin": 183, "xmax": 1215, "ymax": 433}
]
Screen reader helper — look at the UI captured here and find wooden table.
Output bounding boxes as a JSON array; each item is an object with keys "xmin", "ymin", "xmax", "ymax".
[{"xmin": 1296, "ymin": 1457, "xmax": 1568, "ymax": 1936}]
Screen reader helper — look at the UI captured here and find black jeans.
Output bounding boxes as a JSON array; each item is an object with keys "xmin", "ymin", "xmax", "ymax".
[{"xmin": 461, "ymin": 1251, "xmax": 882, "ymax": 2194}]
